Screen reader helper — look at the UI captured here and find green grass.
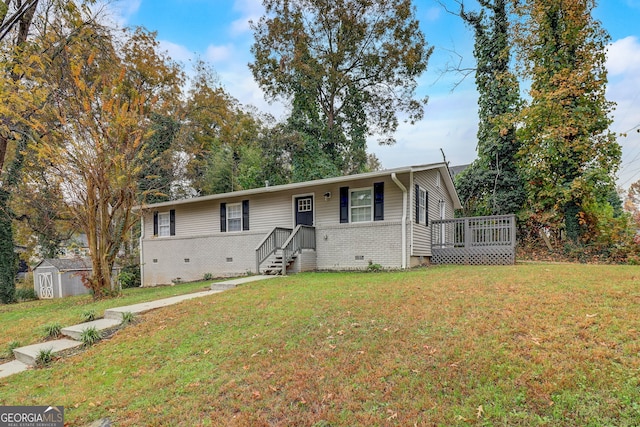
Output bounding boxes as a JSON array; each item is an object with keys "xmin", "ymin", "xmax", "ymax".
[
  {"xmin": 0, "ymin": 280, "xmax": 213, "ymax": 357},
  {"xmin": 1, "ymin": 265, "xmax": 639, "ymax": 426}
]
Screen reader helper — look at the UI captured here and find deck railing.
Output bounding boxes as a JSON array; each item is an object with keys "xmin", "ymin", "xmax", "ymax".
[
  {"xmin": 431, "ymin": 214, "xmax": 516, "ymax": 265},
  {"xmin": 255, "ymin": 227, "xmax": 292, "ymax": 273},
  {"xmin": 281, "ymin": 225, "xmax": 316, "ymax": 275}
]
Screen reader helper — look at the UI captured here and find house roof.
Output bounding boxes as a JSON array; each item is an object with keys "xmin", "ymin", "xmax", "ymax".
[
  {"xmin": 138, "ymin": 162, "xmax": 462, "ymax": 210},
  {"xmin": 34, "ymin": 258, "xmax": 92, "ymax": 271},
  {"xmin": 449, "ymin": 164, "xmax": 471, "ymax": 179}
]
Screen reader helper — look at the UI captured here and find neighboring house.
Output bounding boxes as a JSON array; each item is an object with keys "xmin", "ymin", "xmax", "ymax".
[
  {"xmin": 60, "ymin": 233, "xmax": 90, "ymax": 259},
  {"xmin": 449, "ymin": 164, "xmax": 470, "ymax": 180},
  {"xmin": 33, "ymin": 258, "xmax": 92, "ymax": 299},
  {"xmin": 138, "ymin": 163, "xmax": 462, "ymax": 286},
  {"xmin": 32, "ymin": 258, "xmax": 120, "ymax": 299}
]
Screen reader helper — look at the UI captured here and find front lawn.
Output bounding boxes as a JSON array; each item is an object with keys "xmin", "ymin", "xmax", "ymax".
[
  {"xmin": 0, "ymin": 280, "xmax": 213, "ymax": 360},
  {"xmin": 1, "ymin": 265, "xmax": 639, "ymax": 426}
]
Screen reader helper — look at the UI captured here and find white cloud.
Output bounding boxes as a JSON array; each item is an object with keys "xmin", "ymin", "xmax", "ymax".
[
  {"xmin": 606, "ymin": 36, "xmax": 640, "ymax": 76},
  {"xmin": 159, "ymin": 40, "xmax": 195, "ymax": 64},
  {"xmin": 605, "ymin": 37, "xmax": 640, "ymax": 187},
  {"xmin": 231, "ymin": 0, "xmax": 264, "ymax": 37},
  {"xmin": 230, "ymin": 17, "xmax": 254, "ymax": 36},
  {"xmin": 94, "ymin": 0, "xmax": 141, "ymax": 28},
  {"xmin": 205, "ymin": 44, "xmax": 234, "ymax": 63},
  {"xmin": 370, "ymin": 90, "xmax": 479, "ymax": 169},
  {"xmin": 233, "ymin": 0, "xmax": 264, "ymax": 16}
]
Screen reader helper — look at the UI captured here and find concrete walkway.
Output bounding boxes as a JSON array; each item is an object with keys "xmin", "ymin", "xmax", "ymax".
[{"xmin": 0, "ymin": 275, "xmax": 277, "ymax": 379}]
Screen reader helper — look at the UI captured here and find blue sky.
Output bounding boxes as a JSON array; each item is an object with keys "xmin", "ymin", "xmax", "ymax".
[{"xmin": 115, "ymin": 0, "xmax": 640, "ymax": 188}]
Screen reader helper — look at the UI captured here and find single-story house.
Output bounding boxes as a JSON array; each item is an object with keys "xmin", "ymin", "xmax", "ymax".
[
  {"xmin": 138, "ymin": 163, "xmax": 462, "ymax": 286},
  {"xmin": 33, "ymin": 258, "xmax": 92, "ymax": 299}
]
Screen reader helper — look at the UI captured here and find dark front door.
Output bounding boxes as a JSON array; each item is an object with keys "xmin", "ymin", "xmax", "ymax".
[{"xmin": 295, "ymin": 196, "xmax": 314, "ymax": 226}]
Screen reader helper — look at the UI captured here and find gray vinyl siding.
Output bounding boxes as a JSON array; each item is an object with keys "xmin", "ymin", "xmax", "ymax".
[
  {"xmin": 315, "ymin": 175, "xmax": 406, "ymax": 225},
  {"xmin": 411, "ymin": 169, "xmax": 455, "ymax": 257},
  {"xmin": 144, "ymin": 176, "xmax": 407, "ymax": 239}
]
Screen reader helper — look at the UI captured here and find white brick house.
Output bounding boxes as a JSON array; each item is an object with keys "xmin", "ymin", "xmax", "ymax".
[{"xmin": 138, "ymin": 163, "xmax": 462, "ymax": 285}]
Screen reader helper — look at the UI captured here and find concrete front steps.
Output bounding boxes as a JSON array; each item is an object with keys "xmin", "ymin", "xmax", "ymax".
[
  {"xmin": 0, "ymin": 275, "xmax": 278, "ymax": 379},
  {"xmin": 13, "ymin": 339, "xmax": 84, "ymax": 366},
  {"xmin": 61, "ymin": 318, "xmax": 122, "ymax": 341}
]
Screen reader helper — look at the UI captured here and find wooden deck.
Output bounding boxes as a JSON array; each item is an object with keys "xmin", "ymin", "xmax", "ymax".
[{"xmin": 431, "ymin": 214, "xmax": 516, "ymax": 265}]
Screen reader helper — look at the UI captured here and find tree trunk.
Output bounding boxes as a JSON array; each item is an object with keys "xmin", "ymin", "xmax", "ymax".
[
  {"xmin": 0, "ymin": 188, "xmax": 16, "ymax": 304},
  {"xmin": 0, "ymin": 136, "xmax": 7, "ymax": 175}
]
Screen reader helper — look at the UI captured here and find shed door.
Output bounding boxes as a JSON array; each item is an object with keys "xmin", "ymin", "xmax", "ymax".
[
  {"xmin": 38, "ymin": 272, "xmax": 53, "ymax": 299},
  {"xmin": 295, "ymin": 196, "xmax": 314, "ymax": 226}
]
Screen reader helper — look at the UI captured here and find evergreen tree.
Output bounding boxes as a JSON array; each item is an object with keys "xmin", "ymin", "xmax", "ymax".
[
  {"xmin": 138, "ymin": 113, "xmax": 180, "ymax": 204},
  {"xmin": 454, "ymin": 0, "xmax": 524, "ymax": 216}
]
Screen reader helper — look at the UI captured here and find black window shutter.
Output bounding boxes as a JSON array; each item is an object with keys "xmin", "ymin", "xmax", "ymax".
[
  {"xmin": 153, "ymin": 211, "xmax": 158, "ymax": 236},
  {"xmin": 339, "ymin": 186, "xmax": 349, "ymax": 223},
  {"xmin": 425, "ymin": 191, "xmax": 429, "ymax": 226},
  {"xmin": 242, "ymin": 200, "xmax": 250, "ymax": 231},
  {"xmin": 415, "ymin": 184, "xmax": 420, "ymax": 224},
  {"xmin": 220, "ymin": 203, "xmax": 227, "ymax": 232},
  {"xmin": 373, "ymin": 182, "xmax": 384, "ymax": 221},
  {"xmin": 169, "ymin": 209, "xmax": 176, "ymax": 236}
]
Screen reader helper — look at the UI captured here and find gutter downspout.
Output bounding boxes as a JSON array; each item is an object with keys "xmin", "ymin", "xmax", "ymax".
[
  {"xmin": 391, "ymin": 173, "xmax": 408, "ymax": 269},
  {"xmin": 139, "ymin": 215, "xmax": 145, "ymax": 287}
]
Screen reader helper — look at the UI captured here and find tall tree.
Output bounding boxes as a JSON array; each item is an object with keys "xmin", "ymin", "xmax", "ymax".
[
  {"xmin": 137, "ymin": 112, "xmax": 180, "ymax": 204},
  {"xmin": 13, "ymin": 165, "xmax": 74, "ymax": 259},
  {"xmin": 182, "ymin": 60, "xmax": 264, "ymax": 195},
  {"xmin": 514, "ymin": 0, "xmax": 621, "ymax": 241},
  {"xmin": 38, "ymin": 26, "xmax": 183, "ymax": 298},
  {"xmin": 250, "ymin": 0, "xmax": 431, "ymax": 174},
  {"xmin": 0, "ymin": 0, "xmax": 85, "ymax": 303},
  {"xmin": 453, "ymin": 0, "xmax": 524, "ymax": 216}
]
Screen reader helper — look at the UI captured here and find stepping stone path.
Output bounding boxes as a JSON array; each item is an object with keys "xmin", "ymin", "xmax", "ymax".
[{"xmin": 0, "ymin": 275, "xmax": 275, "ymax": 379}]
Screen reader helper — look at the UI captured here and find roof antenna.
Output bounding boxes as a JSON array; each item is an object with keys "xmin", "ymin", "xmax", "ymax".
[{"xmin": 440, "ymin": 148, "xmax": 448, "ymax": 165}]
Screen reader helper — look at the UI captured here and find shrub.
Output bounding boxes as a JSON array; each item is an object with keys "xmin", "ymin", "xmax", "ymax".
[
  {"xmin": 119, "ymin": 264, "xmax": 141, "ymax": 288},
  {"xmin": 6, "ymin": 340, "xmax": 20, "ymax": 358},
  {"xmin": 203, "ymin": 272, "xmax": 213, "ymax": 281},
  {"xmin": 80, "ymin": 327, "xmax": 103, "ymax": 346},
  {"xmin": 15, "ymin": 287, "xmax": 37, "ymax": 301},
  {"xmin": 120, "ymin": 311, "xmax": 135, "ymax": 326},
  {"xmin": 35, "ymin": 348, "xmax": 54, "ymax": 367},
  {"xmin": 81, "ymin": 309, "xmax": 96, "ymax": 322},
  {"xmin": 43, "ymin": 322, "xmax": 62, "ymax": 339},
  {"xmin": 367, "ymin": 261, "xmax": 383, "ymax": 272}
]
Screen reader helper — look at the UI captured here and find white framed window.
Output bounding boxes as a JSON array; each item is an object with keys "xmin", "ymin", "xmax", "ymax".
[
  {"xmin": 436, "ymin": 170, "xmax": 441, "ymax": 188},
  {"xmin": 158, "ymin": 212, "xmax": 171, "ymax": 237},
  {"xmin": 419, "ymin": 188, "xmax": 427, "ymax": 224},
  {"xmin": 350, "ymin": 188, "xmax": 372, "ymax": 223},
  {"xmin": 298, "ymin": 198, "xmax": 312, "ymax": 212},
  {"xmin": 227, "ymin": 203, "xmax": 242, "ymax": 232}
]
